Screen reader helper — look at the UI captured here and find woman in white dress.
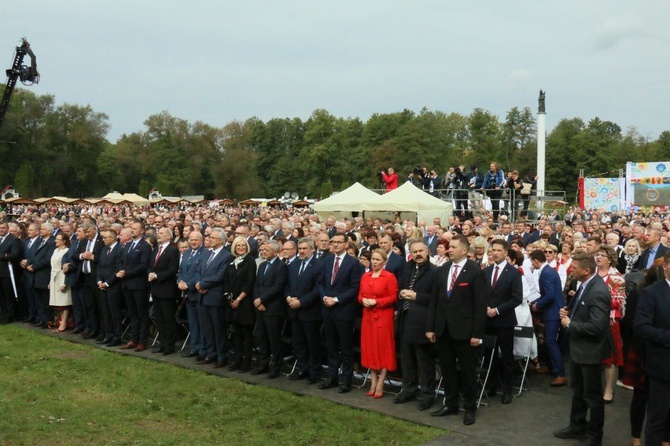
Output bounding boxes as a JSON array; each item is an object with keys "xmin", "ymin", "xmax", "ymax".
[{"xmin": 49, "ymin": 233, "xmax": 72, "ymax": 332}]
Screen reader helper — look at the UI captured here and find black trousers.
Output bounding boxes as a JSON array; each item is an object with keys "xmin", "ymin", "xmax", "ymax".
[
  {"xmin": 486, "ymin": 326, "xmax": 515, "ymax": 392},
  {"xmin": 232, "ymin": 323, "xmax": 253, "ymax": 366},
  {"xmin": 82, "ymin": 273, "xmax": 100, "ymax": 333},
  {"xmin": 323, "ymin": 317, "xmax": 354, "ymax": 384},
  {"xmin": 435, "ymin": 331, "xmax": 478, "ymax": 412},
  {"xmin": 201, "ymin": 304, "xmax": 228, "ymax": 362},
  {"xmin": 153, "ymin": 298, "xmax": 177, "ymax": 352},
  {"xmin": 291, "ymin": 318, "xmax": 322, "ymax": 378},
  {"xmin": 124, "ymin": 288, "xmax": 150, "ymax": 344},
  {"xmin": 400, "ymin": 337, "xmax": 436, "ymax": 400},
  {"xmin": 569, "ymin": 362, "xmax": 604, "ymax": 442},
  {"xmin": 0, "ymin": 276, "xmax": 16, "ymax": 320},
  {"xmin": 254, "ymin": 312, "xmax": 283, "ymax": 372},
  {"xmin": 100, "ymin": 288, "xmax": 123, "ymax": 340},
  {"xmin": 34, "ymin": 287, "xmax": 50, "ymax": 324},
  {"xmin": 646, "ymin": 376, "xmax": 670, "ymax": 446}
]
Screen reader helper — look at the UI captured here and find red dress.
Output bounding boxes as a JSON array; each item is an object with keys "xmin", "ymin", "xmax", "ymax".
[{"xmin": 358, "ymin": 269, "xmax": 398, "ymax": 371}]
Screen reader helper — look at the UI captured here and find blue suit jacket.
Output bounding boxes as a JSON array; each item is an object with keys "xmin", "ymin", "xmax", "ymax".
[
  {"xmin": 285, "ymin": 257, "xmax": 322, "ymax": 321},
  {"xmin": 318, "ymin": 253, "xmax": 364, "ymax": 321},
  {"xmin": 635, "ymin": 279, "xmax": 670, "ymax": 380},
  {"xmin": 22, "ymin": 237, "xmax": 41, "ymax": 286},
  {"xmin": 31, "ymin": 237, "xmax": 56, "ymax": 290},
  {"xmin": 122, "ymin": 238, "xmax": 151, "ymax": 291},
  {"xmin": 254, "ymin": 257, "xmax": 288, "ymax": 316},
  {"xmin": 195, "ymin": 248, "xmax": 232, "ymax": 306},
  {"xmin": 385, "ymin": 251, "xmax": 406, "ymax": 284},
  {"xmin": 178, "ymin": 246, "xmax": 207, "ymax": 301},
  {"xmin": 62, "ymin": 238, "xmax": 84, "ymax": 286},
  {"xmin": 534, "ymin": 265, "xmax": 564, "ymax": 321}
]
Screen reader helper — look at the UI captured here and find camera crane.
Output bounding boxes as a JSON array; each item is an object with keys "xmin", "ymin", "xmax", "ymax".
[{"xmin": 0, "ymin": 37, "xmax": 39, "ymax": 133}]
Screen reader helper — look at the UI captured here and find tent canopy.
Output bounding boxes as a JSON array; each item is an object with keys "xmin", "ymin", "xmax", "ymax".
[
  {"xmin": 365, "ymin": 182, "xmax": 453, "ymax": 224},
  {"xmin": 313, "ymin": 183, "xmax": 380, "ymax": 220}
]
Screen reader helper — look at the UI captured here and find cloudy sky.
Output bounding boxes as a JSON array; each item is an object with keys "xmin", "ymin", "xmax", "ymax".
[{"xmin": 4, "ymin": 0, "xmax": 668, "ymax": 142}]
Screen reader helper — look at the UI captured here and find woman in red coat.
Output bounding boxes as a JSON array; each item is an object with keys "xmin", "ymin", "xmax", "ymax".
[{"xmin": 358, "ymin": 248, "xmax": 398, "ymax": 398}]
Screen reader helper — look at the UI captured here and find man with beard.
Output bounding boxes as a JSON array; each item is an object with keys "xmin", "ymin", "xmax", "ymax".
[{"xmin": 393, "ymin": 239, "xmax": 438, "ymax": 410}]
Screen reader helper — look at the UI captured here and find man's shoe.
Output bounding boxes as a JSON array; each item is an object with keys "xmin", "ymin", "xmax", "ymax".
[
  {"xmin": 107, "ymin": 339, "xmax": 122, "ymax": 347},
  {"xmin": 319, "ymin": 379, "xmax": 338, "ymax": 390},
  {"xmin": 250, "ymin": 366, "xmax": 269, "ymax": 375},
  {"xmin": 228, "ymin": 362, "xmax": 242, "ymax": 371},
  {"xmin": 393, "ymin": 393, "xmax": 416, "ymax": 404},
  {"xmin": 553, "ymin": 426, "xmax": 586, "ymax": 439},
  {"xmin": 197, "ymin": 357, "xmax": 215, "ymax": 365},
  {"xmin": 151, "ymin": 347, "xmax": 164, "ymax": 354},
  {"xmin": 181, "ymin": 351, "xmax": 198, "ymax": 358},
  {"xmin": 95, "ymin": 335, "xmax": 106, "ymax": 343},
  {"xmin": 71, "ymin": 328, "xmax": 84, "ymax": 335},
  {"xmin": 551, "ymin": 376, "xmax": 569, "ymax": 387},
  {"xmin": 307, "ymin": 376, "xmax": 320, "ymax": 385},
  {"xmin": 267, "ymin": 370, "xmax": 281, "ymax": 379},
  {"xmin": 83, "ymin": 331, "xmax": 98, "ymax": 340},
  {"xmin": 338, "ymin": 383, "xmax": 352, "ymax": 394},
  {"xmin": 431, "ymin": 406, "xmax": 459, "ymax": 417},
  {"xmin": 213, "ymin": 361, "xmax": 227, "ymax": 369},
  {"xmin": 162, "ymin": 350, "xmax": 174, "ymax": 356},
  {"xmin": 501, "ymin": 390, "xmax": 513, "ymax": 404},
  {"xmin": 96, "ymin": 337, "xmax": 112, "ymax": 345},
  {"xmin": 535, "ymin": 366, "xmax": 551, "ymax": 374},
  {"xmin": 418, "ymin": 397, "xmax": 434, "ymax": 411},
  {"xmin": 134, "ymin": 343, "xmax": 146, "ymax": 352},
  {"xmin": 288, "ymin": 371, "xmax": 308, "ymax": 381},
  {"xmin": 463, "ymin": 411, "xmax": 476, "ymax": 426}
]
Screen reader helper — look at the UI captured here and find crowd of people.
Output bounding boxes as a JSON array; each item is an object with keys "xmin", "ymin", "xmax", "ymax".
[{"xmin": 1, "ymin": 202, "xmax": 670, "ymax": 445}]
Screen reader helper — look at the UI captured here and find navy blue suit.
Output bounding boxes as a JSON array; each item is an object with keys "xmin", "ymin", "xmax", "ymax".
[
  {"xmin": 424, "ymin": 235, "xmax": 438, "ymax": 256},
  {"xmin": 22, "ymin": 237, "xmax": 41, "ymax": 322},
  {"xmin": 318, "ymin": 253, "xmax": 364, "ymax": 385},
  {"xmin": 285, "ymin": 256, "xmax": 323, "ymax": 378},
  {"xmin": 121, "ymin": 238, "xmax": 151, "ymax": 345},
  {"xmin": 31, "ymin": 237, "xmax": 56, "ymax": 325},
  {"xmin": 385, "ymin": 251, "xmax": 406, "ymax": 284},
  {"xmin": 253, "ymin": 257, "xmax": 288, "ymax": 374},
  {"xmin": 177, "ymin": 246, "xmax": 207, "ymax": 355},
  {"xmin": 534, "ymin": 264, "xmax": 565, "ymax": 377},
  {"xmin": 195, "ymin": 248, "xmax": 232, "ymax": 362}
]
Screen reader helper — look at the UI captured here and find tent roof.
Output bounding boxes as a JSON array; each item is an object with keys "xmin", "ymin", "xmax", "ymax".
[
  {"xmin": 313, "ymin": 183, "xmax": 380, "ymax": 213},
  {"xmin": 121, "ymin": 193, "xmax": 150, "ymax": 206},
  {"xmin": 368, "ymin": 182, "xmax": 451, "ymax": 212}
]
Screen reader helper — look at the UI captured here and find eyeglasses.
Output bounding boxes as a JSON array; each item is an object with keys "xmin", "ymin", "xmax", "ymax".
[{"xmin": 544, "ymin": 250, "xmax": 555, "ymax": 254}]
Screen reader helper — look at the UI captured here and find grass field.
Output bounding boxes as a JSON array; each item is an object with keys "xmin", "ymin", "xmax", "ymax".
[{"xmin": 0, "ymin": 325, "xmax": 443, "ymax": 446}]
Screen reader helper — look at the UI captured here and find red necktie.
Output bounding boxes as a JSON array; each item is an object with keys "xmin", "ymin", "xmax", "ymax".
[
  {"xmin": 449, "ymin": 264, "xmax": 459, "ymax": 292},
  {"xmin": 154, "ymin": 245, "xmax": 163, "ymax": 266},
  {"xmin": 331, "ymin": 256, "xmax": 340, "ymax": 285},
  {"xmin": 492, "ymin": 265, "xmax": 499, "ymax": 288}
]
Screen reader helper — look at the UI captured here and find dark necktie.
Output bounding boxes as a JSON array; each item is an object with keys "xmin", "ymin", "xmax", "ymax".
[
  {"xmin": 448, "ymin": 264, "xmax": 460, "ymax": 294},
  {"xmin": 492, "ymin": 265, "xmax": 500, "ymax": 288},
  {"xmin": 154, "ymin": 245, "xmax": 163, "ymax": 266},
  {"xmin": 403, "ymin": 266, "xmax": 419, "ymax": 311},
  {"xmin": 569, "ymin": 283, "xmax": 586, "ymax": 318},
  {"xmin": 331, "ymin": 256, "xmax": 340, "ymax": 285},
  {"xmin": 298, "ymin": 260, "xmax": 306, "ymax": 276}
]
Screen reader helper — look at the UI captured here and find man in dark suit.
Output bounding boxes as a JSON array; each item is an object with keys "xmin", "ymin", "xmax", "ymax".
[
  {"xmin": 96, "ymin": 229, "xmax": 124, "ymax": 346},
  {"xmin": 20, "ymin": 223, "xmax": 41, "ymax": 324},
  {"xmin": 394, "ymin": 239, "xmax": 438, "ymax": 410},
  {"xmin": 0, "ymin": 221, "xmax": 22, "ymax": 323},
  {"xmin": 63, "ymin": 226, "xmax": 86, "ymax": 333},
  {"xmin": 379, "ymin": 233, "xmax": 405, "ymax": 283},
  {"xmin": 530, "ymin": 250, "xmax": 568, "ymax": 386},
  {"xmin": 148, "ymin": 227, "xmax": 180, "ymax": 355},
  {"xmin": 424, "ymin": 226, "xmax": 438, "ymax": 256},
  {"xmin": 554, "ymin": 253, "xmax": 611, "ymax": 446},
  {"xmin": 484, "ymin": 239, "xmax": 523, "ymax": 404},
  {"xmin": 252, "ymin": 239, "xmax": 288, "ymax": 378},
  {"xmin": 285, "ymin": 237, "xmax": 323, "ymax": 384},
  {"xmin": 194, "ymin": 227, "xmax": 232, "ymax": 367},
  {"xmin": 118, "ymin": 221, "xmax": 152, "ymax": 352},
  {"xmin": 314, "ymin": 232, "xmax": 333, "ymax": 262},
  {"xmin": 634, "ymin": 227, "xmax": 668, "ymax": 271},
  {"xmin": 318, "ymin": 233, "xmax": 364, "ymax": 393},
  {"xmin": 78, "ymin": 222, "xmax": 104, "ymax": 339},
  {"xmin": 635, "ymin": 251, "xmax": 670, "ymax": 446},
  {"xmin": 177, "ymin": 230, "xmax": 206, "ymax": 358},
  {"xmin": 30, "ymin": 223, "xmax": 56, "ymax": 328},
  {"xmin": 427, "ymin": 234, "xmax": 487, "ymax": 426}
]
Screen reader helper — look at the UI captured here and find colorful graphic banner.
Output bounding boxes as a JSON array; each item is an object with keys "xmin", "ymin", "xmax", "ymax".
[
  {"xmin": 582, "ymin": 178, "xmax": 624, "ymax": 211},
  {"xmin": 626, "ymin": 161, "xmax": 670, "ymax": 212}
]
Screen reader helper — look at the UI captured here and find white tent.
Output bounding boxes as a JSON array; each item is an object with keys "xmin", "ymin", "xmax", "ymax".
[
  {"xmin": 366, "ymin": 182, "xmax": 453, "ymax": 224},
  {"xmin": 313, "ymin": 182, "xmax": 380, "ymax": 220}
]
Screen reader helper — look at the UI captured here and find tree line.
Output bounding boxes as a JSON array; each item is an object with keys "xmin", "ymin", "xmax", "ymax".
[{"xmin": 1, "ymin": 85, "xmax": 669, "ymax": 201}]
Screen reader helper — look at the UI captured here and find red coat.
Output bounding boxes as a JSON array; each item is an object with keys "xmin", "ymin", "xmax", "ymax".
[
  {"xmin": 381, "ymin": 172, "xmax": 398, "ymax": 192},
  {"xmin": 358, "ymin": 269, "xmax": 398, "ymax": 370}
]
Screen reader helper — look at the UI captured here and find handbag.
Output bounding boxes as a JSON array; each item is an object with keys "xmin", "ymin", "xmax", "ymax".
[{"xmin": 520, "ymin": 183, "xmax": 532, "ymax": 195}]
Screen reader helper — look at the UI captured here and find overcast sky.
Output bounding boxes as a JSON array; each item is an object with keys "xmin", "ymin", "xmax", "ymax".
[{"xmin": 4, "ymin": 0, "xmax": 668, "ymax": 142}]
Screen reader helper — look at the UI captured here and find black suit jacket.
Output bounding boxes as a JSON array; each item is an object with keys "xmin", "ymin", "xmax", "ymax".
[
  {"xmin": 635, "ymin": 279, "xmax": 670, "ymax": 380},
  {"xmin": 285, "ymin": 257, "xmax": 322, "ymax": 322},
  {"xmin": 148, "ymin": 244, "xmax": 179, "ymax": 300},
  {"xmin": 31, "ymin": 237, "xmax": 56, "ymax": 290},
  {"xmin": 398, "ymin": 260, "xmax": 437, "ymax": 344},
  {"xmin": 484, "ymin": 262, "xmax": 523, "ymax": 329},
  {"xmin": 22, "ymin": 237, "xmax": 41, "ymax": 286},
  {"xmin": 77, "ymin": 234, "xmax": 104, "ymax": 277},
  {"xmin": 427, "ymin": 259, "xmax": 487, "ymax": 341},
  {"xmin": 318, "ymin": 253, "xmax": 364, "ymax": 321},
  {"xmin": 62, "ymin": 238, "xmax": 84, "ymax": 286},
  {"xmin": 97, "ymin": 243, "xmax": 124, "ymax": 291},
  {"xmin": 0, "ymin": 234, "xmax": 21, "ymax": 277},
  {"xmin": 254, "ymin": 257, "xmax": 288, "ymax": 317},
  {"xmin": 634, "ymin": 243, "xmax": 669, "ymax": 271},
  {"xmin": 566, "ymin": 274, "xmax": 612, "ymax": 365},
  {"xmin": 122, "ymin": 238, "xmax": 151, "ymax": 291}
]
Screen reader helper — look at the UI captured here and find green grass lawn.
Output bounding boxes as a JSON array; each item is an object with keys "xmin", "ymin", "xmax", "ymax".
[{"xmin": 0, "ymin": 326, "xmax": 443, "ymax": 445}]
